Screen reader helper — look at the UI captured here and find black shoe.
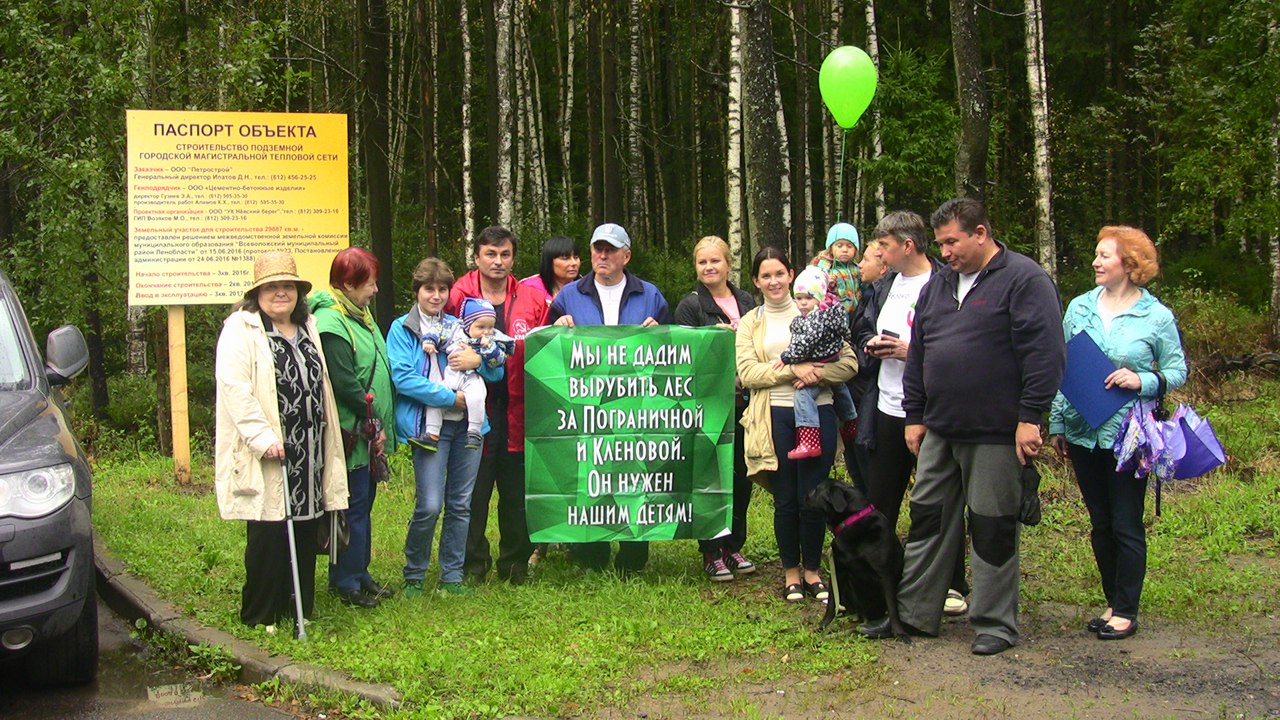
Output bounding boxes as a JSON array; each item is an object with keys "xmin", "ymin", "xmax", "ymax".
[
  {"xmin": 858, "ymin": 616, "xmax": 894, "ymax": 639},
  {"xmin": 1086, "ymin": 616, "xmax": 1110, "ymax": 634},
  {"xmin": 363, "ymin": 580, "xmax": 396, "ymax": 599},
  {"xmin": 1097, "ymin": 620, "xmax": 1138, "ymax": 640},
  {"xmin": 333, "ymin": 588, "xmax": 380, "ymax": 609},
  {"xmin": 971, "ymin": 634, "xmax": 1012, "ymax": 655}
]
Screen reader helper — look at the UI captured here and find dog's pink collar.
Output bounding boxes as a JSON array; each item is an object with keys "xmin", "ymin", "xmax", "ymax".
[{"xmin": 832, "ymin": 504, "xmax": 876, "ymax": 537}]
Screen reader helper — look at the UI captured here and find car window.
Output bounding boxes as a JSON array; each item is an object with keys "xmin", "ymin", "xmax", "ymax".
[{"xmin": 0, "ymin": 301, "xmax": 31, "ymax": 389}]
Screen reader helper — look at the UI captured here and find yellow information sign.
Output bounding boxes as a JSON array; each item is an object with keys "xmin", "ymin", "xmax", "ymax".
[{"xmin": 126, "ymin": 109, "xmax": 349, "ymax": 305}]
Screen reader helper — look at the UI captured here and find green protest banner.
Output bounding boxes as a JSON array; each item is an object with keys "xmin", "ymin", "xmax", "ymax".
[{"xmin": 524, "ymin": 325, "xmax": 735, "ymax": 542}]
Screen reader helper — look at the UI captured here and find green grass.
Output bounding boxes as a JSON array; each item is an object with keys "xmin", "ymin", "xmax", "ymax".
[{"xmin": 92, "ymin": 378, "xmax": 1280, "ymax": 718}]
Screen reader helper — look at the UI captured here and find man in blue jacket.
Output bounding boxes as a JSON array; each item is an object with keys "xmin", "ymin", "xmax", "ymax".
[
  {"xmin": 860, "ymin": 198, "xmax": 1065, "ymax": 655},
  {"xmin": 549, "ymin": 222, "xmax": 670, "ymax": 572}
]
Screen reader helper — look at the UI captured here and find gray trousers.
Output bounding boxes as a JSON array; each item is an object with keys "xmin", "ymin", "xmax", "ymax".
[{"xmin": 897, "ymin": 432, "xmax": 1022, "ymax": 643}]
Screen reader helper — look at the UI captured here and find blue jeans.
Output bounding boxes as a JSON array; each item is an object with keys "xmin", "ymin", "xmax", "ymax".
[
  {"xmin": 403, "ymin": 420, "xmax": 483, "ymax": 584},
  {"xmin": 793, "ymin": 384, "xmax": 856, "ymax": 428},
  {"xmin": 330, "ymin": 465, "xmax": 376, "ymax": 594}
]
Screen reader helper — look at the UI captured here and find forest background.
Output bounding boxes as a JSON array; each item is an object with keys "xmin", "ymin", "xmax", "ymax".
[{"xmin": 1, "ymin": 0, "xmax": 1277, "ymax": 452}]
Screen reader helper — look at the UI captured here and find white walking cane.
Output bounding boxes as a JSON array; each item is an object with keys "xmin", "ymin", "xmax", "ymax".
[{"xmin": 282, "ymin": 489, "xmax": 307, "ymax": 641}]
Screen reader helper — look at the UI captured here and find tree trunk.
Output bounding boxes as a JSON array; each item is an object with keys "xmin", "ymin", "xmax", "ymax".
[
  {"xmin": 950, "ymin": 0, "xmax": 989, "ymax": 200},
  {"xmin": 822, "ymin": 0, "xmax": 842, "ymax": 229},
  {"xmin": 460, "ymin": 0, "xmax": 475, "ymax": 242},
  {"xmin": 557, "ymin": 0, "xmax": 576, "ymax": 220},
  {"xmin": 626, "ymin": 0, "xmax": 646, "ymax": 239},
  {"xmin": 524, "ymin": 16, "xmax": 550, "ymax": 231},
  {"xmin": 774, "ymin": 82, "xmax": 793, "ymax": 256},
  {"xmin": 358, "ymin": 0, "xmax": 395, "ymax": 329},
  {"xmin": 865, "ymin": 0, "xmax": 885, "ymax": 222},
  {"xmin": 416, "ymin": 0, "xmax": 438, "ymax": 255},
  {"xmin": 81, "ymin": 264, "xmax": 109, "ymax": 421},
  {"xmin": 1024, "ymin": 0, "xmax": 1055, "ymax": 281},
  {"xmin": 726, "ymin": 2, "xmax": 745, "ymax": 271},
  {"xmin": 793, "ymin": 0, "xmax": 813, "ymax": 260},
  {"xmin": 586, "ymin": 3, "xmax": 603, "ymax": 224},
  {"xmin": 494, "ymin": 0, "xmax": 514, "ymax": 226},
  {"xmin": 152, "ymin": 310, "xmax": 170, "ymax": 456},
  {"xmin": 741, "ymin": 0, "xmax": 786, "ymax": 259},
  {"xmin": 601, "ymin": 3, "xmax": 623, "ymax": 222},
  {"xmin": 126, "ymin": 306, "xmax": 148, "ymax": 375},
  {"xmin": 387, "ymin": 0, "xmax": 411, "ymax": 202},
  {"xmin": 1270, "ymin": 20, "xmax": 1280, "ymax": 343}
]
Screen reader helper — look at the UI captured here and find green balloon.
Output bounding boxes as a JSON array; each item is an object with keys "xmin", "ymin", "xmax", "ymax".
[{"xmin": 819, "ymin": 46, "xmax": 879, "ymax": 129}]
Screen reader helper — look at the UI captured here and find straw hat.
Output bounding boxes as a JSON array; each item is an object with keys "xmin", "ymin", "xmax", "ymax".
[{"xmin": 247, "ymin": 251, "xmax": 312, "ymax": 296}]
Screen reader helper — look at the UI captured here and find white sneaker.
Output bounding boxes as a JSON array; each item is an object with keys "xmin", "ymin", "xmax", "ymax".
[{"xmin": 943, "ymin": 589, "xmax": 968, "ymax": 616}]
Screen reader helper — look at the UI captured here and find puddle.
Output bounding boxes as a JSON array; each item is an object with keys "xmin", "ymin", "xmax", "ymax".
[
  {"xmin": 0, "ymin": 598, "xmax": 289, "ymax": 719},
  {"xmin": 146, "ymin": 682, "xmax": 206, "ymax": 708}
]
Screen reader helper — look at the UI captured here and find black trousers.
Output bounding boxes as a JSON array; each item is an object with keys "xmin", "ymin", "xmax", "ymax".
[
  {"xmin": 1070, "ymin": 443, "xmax": 1147, "ymax": 620},
  {"xmin": 241, "ymin": 517, "xmax": 322, "ymax": 628},
  {"xmin": 869, "ymin": 409, "xmax": 968, "ymax": 595},
  {"xmin": 698, "ymin": 404, "xmax": 752, "ymax": 556},
  {"xmin": 464, "ymin": 408, "xmax": 533, "ymax": 581},
  {"xmin": 570, "ymin": 539, "xmax": 650, "ymax": 572},
  {"xmin": 770, "ymin": 405, "xmax": 836, "ymax": 571}
]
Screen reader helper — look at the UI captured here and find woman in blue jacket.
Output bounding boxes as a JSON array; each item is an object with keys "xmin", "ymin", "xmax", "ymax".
[
  {"xmin": 388, "ymin": 258, "xmax": 504, "ymax": 597},
  {"xmin": 1049, "ymin": 226, "xmax": 1187, "ymax": 640}
]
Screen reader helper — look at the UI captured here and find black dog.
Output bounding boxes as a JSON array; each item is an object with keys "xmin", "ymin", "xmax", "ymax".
[{"xmin": 805, "ymin": 480, "xmax": 909, "ymax": 641}]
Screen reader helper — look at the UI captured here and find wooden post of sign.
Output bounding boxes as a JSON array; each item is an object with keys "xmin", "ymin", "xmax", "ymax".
[{"xmin": 167, "ymin": 305, "xmax": 191, "ymax": 484}]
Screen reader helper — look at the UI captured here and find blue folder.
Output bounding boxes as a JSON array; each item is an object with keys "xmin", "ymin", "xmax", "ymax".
[{"xmin": 1060, "ymin": 331, "xmax": 1137, "ymax": 429}]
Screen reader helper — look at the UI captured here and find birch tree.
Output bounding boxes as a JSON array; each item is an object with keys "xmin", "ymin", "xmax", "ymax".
[
  {"xmin": 865, "ymin": 0, "xmax": 885, "ymax": 222},
  {"xmin": 556, "ymin": 0, "xmax": 576, "ymax": 219},
  {"xmin": 725, "ymin": 2, "xmax": 745, "ymax": 271},
  {"xmin": 626, "ymin": 0, "xmax": 646, "ymax": 239},
  {"xmin": 415, "ymin": 0, "xmax": 438, "ymax": 254},
  {"xmin": 460, "ymin": 0, "xmax": 475, "ymax": 241},
  {"xmin": 494, "ymin": 0, "xmax": 514, "ymax": 226},
  {"xmin": 1025, "ymin": 0, "xmax": 1055, "ymax": 281}
]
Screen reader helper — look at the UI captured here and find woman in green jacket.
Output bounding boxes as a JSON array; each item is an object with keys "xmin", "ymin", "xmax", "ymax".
[{"xmin": 308, "ymin": 247, "xmax": 398, "ymax": 609}]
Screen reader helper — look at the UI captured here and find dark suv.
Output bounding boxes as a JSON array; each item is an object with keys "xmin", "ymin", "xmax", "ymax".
[{"xmin": 0, "ymin": 267, "xmax": 97, "ymax": 684}]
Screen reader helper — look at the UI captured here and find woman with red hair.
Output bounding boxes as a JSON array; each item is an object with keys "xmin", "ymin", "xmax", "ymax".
[
  {"xmin": 1049, "ymin": 226, "xmax": 1187, "ymax": 640},
  {"xmin": 308, "ymin": 247, "xmax": 398, "ymax": 608}
]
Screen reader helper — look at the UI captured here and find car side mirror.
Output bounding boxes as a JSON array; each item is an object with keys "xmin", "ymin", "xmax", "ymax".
[{"xmin": 45, "ymin": 325, "xmax": 89, "ymax": 386}]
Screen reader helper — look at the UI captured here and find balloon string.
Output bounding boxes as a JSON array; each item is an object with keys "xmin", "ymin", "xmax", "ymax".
[{"xmin": 836, "ymin": 129, "xmax": 847, "ymax": 223}]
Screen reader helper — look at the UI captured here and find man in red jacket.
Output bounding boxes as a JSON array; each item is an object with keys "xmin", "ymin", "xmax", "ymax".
[{"xmin": 448, "ymin": 226, "xmax": 550, "ymax": 585}]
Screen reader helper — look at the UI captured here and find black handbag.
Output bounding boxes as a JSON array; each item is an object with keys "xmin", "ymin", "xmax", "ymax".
[
  {"xmin": 1018, "ymin": 462, "xmax": 1042, "ymax": 526},
  {"xmin": 317, "ymin": 510, "xmax": 351, "ymax": 556}
]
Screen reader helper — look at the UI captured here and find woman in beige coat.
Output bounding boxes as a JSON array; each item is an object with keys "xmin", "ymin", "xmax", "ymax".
[
  {"xmin": 737, "ymin": 246, "xmax": 858, "ymax": 604},
  {"xmin": 215, "ymin": 251, "xmax": 348, "ymax": 630}
]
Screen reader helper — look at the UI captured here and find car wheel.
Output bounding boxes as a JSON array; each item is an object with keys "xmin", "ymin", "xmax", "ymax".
[{"xmin": 25, "ymin": 594, "xmax": 99, "ymax": 686}]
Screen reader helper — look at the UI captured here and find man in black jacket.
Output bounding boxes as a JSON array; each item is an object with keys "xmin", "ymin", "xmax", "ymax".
[{"xmin": 861, "ymin": 198, "xmax": 1065, "ymax": 655}]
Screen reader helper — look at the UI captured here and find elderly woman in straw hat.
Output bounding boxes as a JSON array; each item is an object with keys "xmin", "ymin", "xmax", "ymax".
[{"xmin": 215, "ymin": 251, "xmax": 348, "ymax": 632}]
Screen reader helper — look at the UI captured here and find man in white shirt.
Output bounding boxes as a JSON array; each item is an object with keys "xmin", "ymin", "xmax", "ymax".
[
  {"xmin": 548, "ymin": 223, "xmax": 670, "ymax": 572},
  {"xmin": 855, "ymin": 211, "xmax": 970, "ymax": 619}
]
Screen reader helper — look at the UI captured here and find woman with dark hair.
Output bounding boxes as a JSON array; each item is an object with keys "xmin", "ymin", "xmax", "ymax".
[
  {"xmin": 736, "ymin": 246, "xmax": 858, "ymax": 603},
  {"xmin": 389, "ymin": 258, "xmax": 500, "ymax": 596},
  {"xmin": 674, "ymin": 236, "xmax": 758, "ymax": 581},
  {"xmin": 215, "ymin": 251, "xmax": 347, "ymax": 632},
  {"xmin": 520, "ymin": 235, "xmax": 580, "ymax": 567},
  {"xmin": 1049, "ymin": 226, "xmax": 1187, "ymax": 640},
  {"xmin": 308, "ymin": 247, "xmax": 398, "ymax": 608},
  {"xmin": 521, "ymin": 235, "xmax": 581, "ymax": 300}
]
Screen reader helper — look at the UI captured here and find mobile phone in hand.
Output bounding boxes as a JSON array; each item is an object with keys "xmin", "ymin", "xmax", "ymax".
[{"xmin": 879, "ymin": 329, "xmax": 900, "ymax": 340}]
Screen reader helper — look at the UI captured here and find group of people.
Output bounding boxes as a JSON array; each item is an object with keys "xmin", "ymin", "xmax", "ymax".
[{"xmin": 213, "ymin": 197, "xmax": 1187, "ymax": 656}]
